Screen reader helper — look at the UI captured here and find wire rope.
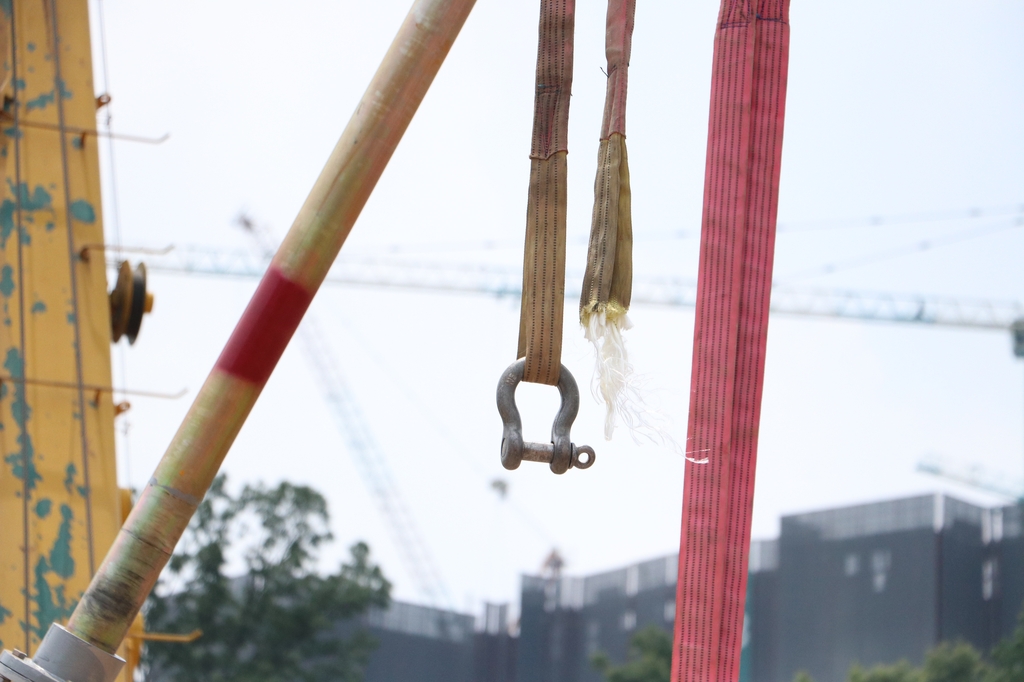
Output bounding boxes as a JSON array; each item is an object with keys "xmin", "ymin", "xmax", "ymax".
[
  {"xmin": 7, "ymin": 0, "xmax": 31, "ymax": 653},
  {"xmin": 49, "ymin": 0, "xmax": 95, "ymax": 576},
  {"xmin": 777, "ymin": 202, "xmax": 1024, "ymax": 234},
  {"xmin": 93, "ymin": 0, "xmax": 132, "ymax": 490},
  {"xmin": 778, "ymin": 217, "xmax": 1024, "ymax": 283}
]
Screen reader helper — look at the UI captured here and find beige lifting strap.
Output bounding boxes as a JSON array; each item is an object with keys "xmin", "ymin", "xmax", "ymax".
[
  {"xmin": 581, "ymin": 0, "xmax": 635, "ymax": 327},
  {"xmin": 580, "ymin": 0, "xmax": 636, "ymax": 438},
  {"xmin": 518, "ymin": 0, "xmax": 635, "ymax": 406},
  {"xmin": 517, "ymin": 0, "xmax": 575, "ymax": 386}
]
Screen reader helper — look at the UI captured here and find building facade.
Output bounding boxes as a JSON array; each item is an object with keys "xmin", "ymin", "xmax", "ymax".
[
  {"xmin": 354, "ymin": 601, "xmax": 516, "ymax": 682},
  {"xmin": 516, "ymin": 495, "xmax": 1024, "ymax": 682}
]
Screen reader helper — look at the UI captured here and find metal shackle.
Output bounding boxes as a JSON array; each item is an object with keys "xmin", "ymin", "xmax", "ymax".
[{"xmin": 496, "ymin": 359, "xmax": 596, "ymax": 474}]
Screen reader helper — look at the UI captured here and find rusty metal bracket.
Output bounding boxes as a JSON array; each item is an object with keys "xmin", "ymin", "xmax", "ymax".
[{"xmin": 496, "ymin": 359, "xmax": 595, "ymax": 474}]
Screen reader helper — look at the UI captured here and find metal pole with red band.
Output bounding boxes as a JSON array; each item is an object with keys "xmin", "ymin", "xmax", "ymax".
[
  {"xmin": 671, "ymin": 2, "xmax": 790, "ymax": 681},
  {"xmin": 58, "ymin": 0, "xmax": 479, "ymax": 657}
]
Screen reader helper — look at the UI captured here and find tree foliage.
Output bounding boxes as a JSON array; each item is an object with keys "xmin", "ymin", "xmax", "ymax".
[
  {"xmin": 592, "ymin": 625, "xmax": 672, "ymax": 682},
  {"xmin": 796, "ymin": 612, "xmax": 1024, "ymax": 682},
  {"xmin": 922, "ymin": 642, "xmax": 988, "ymax": 682},
  {"xmin": 846, "ymin": 643, "xmax": 986, "ymax": 682},
  {"xmin": 143, "ymin": 475, "xmax": 390, "ymax": 682},
  {"xmin": 986, "ymin": 610, "xmax": 1024, "ymax": 682}
]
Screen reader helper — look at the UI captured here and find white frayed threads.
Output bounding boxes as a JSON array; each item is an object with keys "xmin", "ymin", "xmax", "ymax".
[
  {"xmin": 582, "ymin": 308, "xmax": 708, "ymax": 464},
  {"xmin": 583, "ymin": 308, "xmax": 632, "ymax": 440}
]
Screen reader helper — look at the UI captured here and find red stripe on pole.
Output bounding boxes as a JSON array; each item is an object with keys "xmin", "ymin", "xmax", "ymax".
[
  {"xmin": 214, "ymin": 266, "xmax": 314, "ymax": 386},
  {"xmin": 672, "ymin": 2, "xmax": 790, "ymax": 682}
]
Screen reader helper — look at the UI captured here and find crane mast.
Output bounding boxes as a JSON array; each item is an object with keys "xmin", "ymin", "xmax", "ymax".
[
  {"xmin": 296, "ymin": 315, "xmax": 453, "ymax": 606},
  {"xmin": 0, "ymin": 1, "xmax": 128, "ymax": 673},
  {"xmin": 238, "ymin": 218, "xmax": 452, "ymax": 607}
]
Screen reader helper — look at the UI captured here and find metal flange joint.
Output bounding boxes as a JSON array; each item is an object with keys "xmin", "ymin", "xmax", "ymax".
[{"xmin": 0, "ymin": 625, "xmax": 125, "ymax": 682}]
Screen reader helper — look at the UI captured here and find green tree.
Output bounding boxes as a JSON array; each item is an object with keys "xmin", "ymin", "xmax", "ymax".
[
  {"xmin": 986, "ymin": 610, "xmax": 1024, "ymax": 682},
  {"xmin": 848, "ymin": 660, "xmax": 922, "ymax": 682},
  {"xmin": 923, "ymin": 642, "xmax": 987, "ymax": 682},
  {"xmin": 591, "ymin": 625, "xmax": 672, "ymax": 682},
  {"xmin": 143, "ymin": 475, "xmax": 390, "ymax": 682},
  {"xmin": 847, "ymin": 641, "xmax": 990, "ymax": 682}
]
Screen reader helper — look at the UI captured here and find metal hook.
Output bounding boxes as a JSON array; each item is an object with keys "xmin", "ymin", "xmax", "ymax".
[{"xmin": 496, "ymin": 359, "xmax": 595, "ymax": 474}]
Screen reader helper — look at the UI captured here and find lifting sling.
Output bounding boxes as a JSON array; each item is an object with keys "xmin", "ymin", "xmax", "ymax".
[
  {"xmin": 498, "ymin": 0, "xmax": 590, "ymax": 475},
  {"xmin": 671, "ymin": 2, "xmax": 791, "ymax": 681},
  {"xmin": 497, "ymin": 0, "xmax": 636, "ymax": 472},
  {"xmin": 517, "ymin": 0, "xmax": 575, "ymax": 388},
  {"xmin": 580, "ymin": 0, "xmax": 636, "ymax": 440}
]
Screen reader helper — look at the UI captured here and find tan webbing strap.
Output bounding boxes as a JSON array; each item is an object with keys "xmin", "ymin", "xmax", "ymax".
[
  {"xmin": 517, "ymin": 0, "xmax": 575, "ymax": 386},
  {"xmin": 580, "ymin": 0, "xmax": 635, "ymax": 324}
]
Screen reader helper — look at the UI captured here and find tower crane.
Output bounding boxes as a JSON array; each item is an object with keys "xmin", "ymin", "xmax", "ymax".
[
  {"xmin": 135, "ymin": 243, "xmax": 1024, "ymax": 507},
  {"xmin": 128, "ymin": 245, "xmax": 1024, "ymax": 342},
  {"xmin": 234, "ymin": 217, "xmax": 452, "ymax": 608},
  {"xmin": 916, "ymin": 459, "xmax": 1023, "ymax": 503}
]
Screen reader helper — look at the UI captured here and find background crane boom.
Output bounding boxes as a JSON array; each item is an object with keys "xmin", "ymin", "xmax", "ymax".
[
  {"xmin": 132, "ymin": 245, "xmax": 1024, "ymax": 331},
  {"xmin": 234, "ymin": 223, "xmax": 452, "ymax": 608}
]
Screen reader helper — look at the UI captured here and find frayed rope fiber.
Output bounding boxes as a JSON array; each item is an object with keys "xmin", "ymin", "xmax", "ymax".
[
  {"xmin": 583, "ymin": 305, "xmax": 632, "ymax": 439},
  {"xmin": 580, "ymin": 0, "xmax": 637, "ymax": 436}
]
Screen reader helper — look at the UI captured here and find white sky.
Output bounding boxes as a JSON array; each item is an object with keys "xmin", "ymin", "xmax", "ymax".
[{"xmin": 90, "ymin": 0, "xmax": 1024, "ymax": 613}]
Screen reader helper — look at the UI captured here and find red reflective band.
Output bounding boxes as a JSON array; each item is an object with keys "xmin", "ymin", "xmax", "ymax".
[
  {"xmin": 214, "ymin": 266, "xmax": 314, "ymax": 386},
  {"xmin": 672, "ymin": 2, "xmax": 790, "ymax": 682}
]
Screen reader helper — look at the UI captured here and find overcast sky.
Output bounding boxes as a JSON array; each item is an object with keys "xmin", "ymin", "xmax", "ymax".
[{"xmin": 90, "ymin": 0, "xmax": 1024, "ymax": 613}]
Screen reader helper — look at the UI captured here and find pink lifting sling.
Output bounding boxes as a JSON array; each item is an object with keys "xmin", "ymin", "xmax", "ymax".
[{"xmin": 672, "ymin": 2, "xmax": 791, "ymax": 681}]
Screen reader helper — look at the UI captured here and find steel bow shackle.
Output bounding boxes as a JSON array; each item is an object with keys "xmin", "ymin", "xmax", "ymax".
[{"xmin": 496, "ymin": 360, "xmax": 596, "ymax": 474}]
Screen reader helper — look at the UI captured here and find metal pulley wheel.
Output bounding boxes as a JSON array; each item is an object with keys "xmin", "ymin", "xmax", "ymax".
[{"xmin": 109, "ymin": 261, "xmax": 153, "ymax": 344}]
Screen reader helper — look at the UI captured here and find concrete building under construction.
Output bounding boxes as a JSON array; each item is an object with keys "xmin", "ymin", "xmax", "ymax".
[
  {"xmin": 142, "ymin": 493, "xmax": 1023, "ymax": 682},
  {"xmin": 516, "ymin": 494, "xmax": 1024, "ymax": 682}
]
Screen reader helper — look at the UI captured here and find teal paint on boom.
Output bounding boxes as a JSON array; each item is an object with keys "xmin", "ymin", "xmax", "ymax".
[
  {"xmin": 0, "ymin": 265, "xmax": 14, "ymax": 297},
  {"xmin": 2, "ymin": 432, "xmax": 35, "ymax": 488},
  {"xmin": 30, "ymin": 507, "xmax": 78, "ymax": 638},
  {"xmin": 0, "ymin": 201, "xmax": 14, "ymax": 248},
  {"xmin": 31, "ymin": 301, "xmax": 45, "ymax": 314},
  {"xmin": 8, "ymin": 181, "xmax": 54, "ymax": 211},
  {"xmin": 25, "ymin": 91, "xmax": 54, "ymax": 112},
  {"xmin": 68, "ymin": 200, "xmax": 95, "ymax": 223},
  {"xmin": 0, "ymin": 596, "xmax": 11, "ymax": 647},
  {"xmin": 35, "ymin": 498, "xmax": 52, "ymax": 518},
  {"xmin": 49, "ymin": 505, "xmax": 75, "ymax": 579},
  {"xmin": 2, "ymin": 347, "xmax": 39, "ymax": 491},
  {"xmin": 0, "ymin": 183, "xmax": 53, "ymax": 248},
  {"xmin": 63, "ymin": 463, "xmax": 76, "ymax": 493},
  {"xmin": 5, "ymin": 347, "xmax": 31, "ymax": 426},
  {"xmin": 31, "ymin": 556, "xmax": 76, "ymax": 639}
]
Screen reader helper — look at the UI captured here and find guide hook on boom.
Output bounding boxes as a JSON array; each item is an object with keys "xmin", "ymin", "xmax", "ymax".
[{"xmin": 496, "ymin": 359, "xmax": 596, "ymax": 474}]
